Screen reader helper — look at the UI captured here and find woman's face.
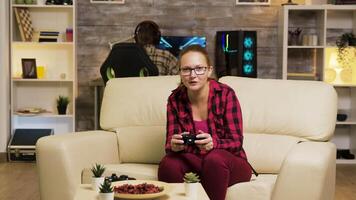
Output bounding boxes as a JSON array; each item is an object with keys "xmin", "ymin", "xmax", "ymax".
[{"xmin": 179, "ymin": 51, "xmax": 212, "ymax": 92}]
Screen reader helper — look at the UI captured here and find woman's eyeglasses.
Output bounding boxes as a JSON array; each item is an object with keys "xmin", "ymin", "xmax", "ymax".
[{"xmin": 180, "ymin": 66, "xmax": 208, "ymax": 76}]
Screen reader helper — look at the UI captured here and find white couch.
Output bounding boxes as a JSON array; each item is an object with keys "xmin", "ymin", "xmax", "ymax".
[{"xmin": 37, "ymin": 76, "xmax": 337, "ymax": 200}]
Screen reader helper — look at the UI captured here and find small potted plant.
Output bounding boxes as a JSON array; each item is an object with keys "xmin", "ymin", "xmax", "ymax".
[
  {"xmin": 99, "ymin": 179, "xmax": 114, "ymax": 200},
  {"xmin": 183, "ymin": 172, "xmax": 200, "ymax": 199},
  {"xmin": 91, "ymin": 163, "xmax": 106, "ymax": 192},
  {"xmin": 56, "ymin": 95, "xmax": 70, "ymax": 115},
  {"xmin": 336, "ymin": 32, "xmax": 356, "ymax": 67}
]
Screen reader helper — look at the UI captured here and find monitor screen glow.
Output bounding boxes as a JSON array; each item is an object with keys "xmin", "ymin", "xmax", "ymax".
[{"xmin": 158, "ymin": 36, "xmax": 206, "ymax": 57}]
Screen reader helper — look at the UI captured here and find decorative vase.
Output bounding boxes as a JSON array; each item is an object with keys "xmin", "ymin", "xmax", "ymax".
[
  {"xmin": 91, "ymin": 177, "xmax": 105, "ymax": 193},
  {"xmin": 57, "ymin": 105, "xmax": 67, "ymax": 115},
  {"xmin": 185, "ymin": 182, "xmax": 198, "ymax": 200},
  {"xmin": 99, "ymin": 192, "xmax": 114, "ymax": 200}
]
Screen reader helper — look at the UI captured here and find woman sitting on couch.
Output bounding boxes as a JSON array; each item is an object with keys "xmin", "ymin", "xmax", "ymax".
[{"xmin": 158, "ymin": 45, "xmax": 255, "ymax": 200}]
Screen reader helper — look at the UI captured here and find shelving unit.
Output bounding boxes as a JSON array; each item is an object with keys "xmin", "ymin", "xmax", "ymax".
[
  {"xmin": 279, "ymin": 5, "xmax": 356, "ymax": 164},
  {"xmin": 10, "ymin": 0, "xmax": 76, "ymax": 135}
]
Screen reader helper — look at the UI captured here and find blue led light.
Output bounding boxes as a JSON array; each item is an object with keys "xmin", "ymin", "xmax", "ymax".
[
  {"xmin": 243, "ymin": 51, "xmax": 253, "ymax": 61},
  {"xmin": 243, "ymin": 64, "xmax": 254, "ymax": 74},
  {"xmin": 244, "ymin": 37, "xmax": 253, "ymax": 48}
]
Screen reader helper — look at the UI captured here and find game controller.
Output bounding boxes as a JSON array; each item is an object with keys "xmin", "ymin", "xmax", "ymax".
[
  {"xmin": 107, "ymin": 173, "xmax": 136, "ymax": 182},
  {"xmin": 182, "ymin": 134, "xmax": 202, "ymax": 145}
]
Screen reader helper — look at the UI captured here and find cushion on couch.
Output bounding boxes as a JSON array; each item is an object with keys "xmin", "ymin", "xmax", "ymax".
[
  {"xmin": 100, "ymin": 76, "xmax": 180, "ymax": 131},
  {"xmin": 220, "ymin": 76, "xmax": 337, "ymax": 141},
  {"xmin": 243, "ymin": 133, "xmax": 302, "ymax": 173},
  {"xmin": 117, "ymin": 126, "xmax": 166, "ymax": 164}
]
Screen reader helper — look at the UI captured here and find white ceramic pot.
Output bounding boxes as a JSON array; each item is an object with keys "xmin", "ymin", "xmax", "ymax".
[
  {"xmin": 185, "ymin": 182, "xmax": 199, "ymax": 199},
  {"xmin": 99, "ymin": 192, "xmax": 114, "ymax": 200},
  {"xmin": 91, "ymin": 177, "xmax": 105, "ymax": 192}
]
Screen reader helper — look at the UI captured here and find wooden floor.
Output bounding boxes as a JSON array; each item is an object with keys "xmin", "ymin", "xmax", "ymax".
[{"xmin": 0, "ymin": 163, "xmax": 355, "ymax": 200}]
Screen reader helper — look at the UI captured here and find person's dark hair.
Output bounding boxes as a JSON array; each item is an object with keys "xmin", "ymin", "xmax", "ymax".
[
  {"xmin": 178, "ymin": 45, "xmax": 211, "ymax": 67},
  {"xmin": 134, "ymin": 20, "xmax": 161, "ymax": 46}
]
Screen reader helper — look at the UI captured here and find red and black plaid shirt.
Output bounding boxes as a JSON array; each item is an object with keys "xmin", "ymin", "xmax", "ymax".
[{"xmin": 165, "ymin": 79, "xmax": 247, "ymax": 160}]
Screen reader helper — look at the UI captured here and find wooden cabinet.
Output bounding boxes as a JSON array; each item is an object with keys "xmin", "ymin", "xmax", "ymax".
[
  {"xmin": 279, "ymin": 5, "xmax": 356, "ymax": 164},
  {"xmin": 10, "ymin": 1, "xmax": 76, "ymax": 134}
]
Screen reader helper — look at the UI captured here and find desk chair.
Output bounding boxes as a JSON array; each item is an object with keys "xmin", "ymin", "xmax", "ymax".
[{"xmin": 100, "ymin": 43, "xmax": 159, "ymax": 84}]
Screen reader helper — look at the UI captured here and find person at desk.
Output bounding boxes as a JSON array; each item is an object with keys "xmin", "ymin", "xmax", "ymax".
[{"xmin": 134, "ymin": 20, "xmax": 179, "ymax": 75}]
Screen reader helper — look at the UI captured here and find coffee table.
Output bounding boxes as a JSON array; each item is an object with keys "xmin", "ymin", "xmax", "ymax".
[{"xmin": 74, "ymin": 183, "xmax": 209, "ymax": 200}]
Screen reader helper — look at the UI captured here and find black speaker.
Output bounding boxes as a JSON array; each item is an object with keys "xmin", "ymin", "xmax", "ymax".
[{"xmin": 215, "ymin": 31, "xmax": 257, "ymax": 78}]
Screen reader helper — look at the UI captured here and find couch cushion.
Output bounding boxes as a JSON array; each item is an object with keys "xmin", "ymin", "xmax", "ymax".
[
  {"xmin": 100, "ymin": 76, "xmax": 180, "ymax": 131},
  {"xmin": 219, "ymin": 76, "xmax": 337, "ymax": 141},
  {"xmin": 227, "ymin": 174, "xmax": 277, "ymax": 200},
  {"xmin": 117, "ymin": 126, "xmax": 166, "ymax": 164},
  {"xmin": 82, "ymin": 163, "xmax": 158, "ymax": 184},
  {"xmin": 244, "ymin": 133, "xmax": 302, "ymax": 173}
]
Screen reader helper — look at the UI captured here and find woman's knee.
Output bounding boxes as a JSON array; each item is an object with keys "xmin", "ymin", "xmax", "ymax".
[
  {"xmin": 203, "ymin": 149, "xmax": 230, "ymax": 168},
  {"xmin": 159, "ymin": 154, "xmax": 184, "ymax": 170}
]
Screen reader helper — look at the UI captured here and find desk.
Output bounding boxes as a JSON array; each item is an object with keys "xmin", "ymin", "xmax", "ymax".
[
  {"xmin": 89, "ymin": 78, "xmax": 104, "ymax": 130},
  {"xmin": 74, "ymin": 183, "xmax": 209, "ymax": 200}
]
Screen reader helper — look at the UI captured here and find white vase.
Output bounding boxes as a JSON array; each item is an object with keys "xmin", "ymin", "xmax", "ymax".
[
  {"xmin": 91, "ymin": 177, "xmax": 105, "ymax": 192},
  {"xmin": 99, "ymin": 192, "xmax": 114, "ymax": 200},
  {"xmin": 185, "ymin": 182, "xmax": 199, "ymax": 199}
]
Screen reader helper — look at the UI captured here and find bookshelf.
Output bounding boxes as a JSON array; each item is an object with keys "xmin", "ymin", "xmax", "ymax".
[
  {"xmin": 10, "ymin": 0, "xmax": 76, "ymax": 135},
  {"xmin": 279, "ymin": 5, "xmax": 356, "ymax": 164}
]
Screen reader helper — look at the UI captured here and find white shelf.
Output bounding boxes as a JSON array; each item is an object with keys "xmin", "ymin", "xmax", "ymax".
[
  {"xmin": 336, "ymin": 159, "xmax": 356, "ymax": 164},
  {"xmin": 13, "ymin": 42, "xmax": 73, "ymax": 46},
  {"xmin": 336, "ymin": 121, "xmax": 356, "ymax": 125},
  {"xmin": 12, "ymin": 78, "xmax": 73, "ymax": 83},
  {"xmin": 14, "ymin": 113, "xmax": 73, "ymax": 118},
  {"xmin": 12, "ymin": 4, "xmax": 73, "ymax": 8}
]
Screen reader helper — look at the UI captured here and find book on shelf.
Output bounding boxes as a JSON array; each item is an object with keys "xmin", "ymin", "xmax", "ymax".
[{"xmin": 39, "ymin": 30, "xmax": 60, "ymax": 42}]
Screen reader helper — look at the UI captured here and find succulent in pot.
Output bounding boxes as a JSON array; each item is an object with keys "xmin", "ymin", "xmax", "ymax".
[
  {"xmin": 183, "ymin": 172, "xmax": 200, "ymax": 199},
  {"xmin": 56, "ymin": 95, "xmax": 69, "ymax": 115},
  {"xmin": 99, "ymin": 179, "xmax": 114, "ymax": 200},
  {"xmin": 91, "ymin": 163, "xmax": 106, "ymax": 192}
]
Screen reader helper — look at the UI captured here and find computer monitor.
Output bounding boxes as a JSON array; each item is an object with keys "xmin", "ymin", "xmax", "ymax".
[{"xmin": 158, "ymin": 36, "xmax": 206, "ymax": 57}]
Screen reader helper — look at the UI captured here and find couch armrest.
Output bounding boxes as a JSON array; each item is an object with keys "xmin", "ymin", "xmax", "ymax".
[
  {"xmin": 36, "ymin": 130, "xmax": 120, "ymax": 200},
  {"xmin": 272, "ymin": 142, "xmax": 336, "ymax": 200}
]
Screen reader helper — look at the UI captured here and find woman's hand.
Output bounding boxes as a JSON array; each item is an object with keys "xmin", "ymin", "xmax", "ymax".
[
  {"xmin": 171, "ymin": 134, "xmax": 185, "ymax": 152},
  {"xmin": 195, "ymin": 130, "xmax": 214, "ymax": 151}
]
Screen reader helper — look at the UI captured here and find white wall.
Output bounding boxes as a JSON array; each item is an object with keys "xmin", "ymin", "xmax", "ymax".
[{"xmin": 0, "ymin": 0, "xmax": 10, "ymax": 153}]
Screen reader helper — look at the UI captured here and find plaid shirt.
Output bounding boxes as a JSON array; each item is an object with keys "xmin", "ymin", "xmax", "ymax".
[
  {"xmin": 165, "ymin": 79, "xmax": 247, "ymax": 160},
  {"xmin": 144, "ymin": 45, "xmax": 179, "ymax": 75}
]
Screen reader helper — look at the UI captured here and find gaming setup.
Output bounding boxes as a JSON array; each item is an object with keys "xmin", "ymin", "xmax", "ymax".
[{"xmin": 158, "ymin": 31, "xmax": 257, "ymax": 78}]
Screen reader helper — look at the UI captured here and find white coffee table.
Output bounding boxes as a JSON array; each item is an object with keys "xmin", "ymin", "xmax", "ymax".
[{"xmin": 74, "ymin": 183, "xmax": 209, "ymax": 200}]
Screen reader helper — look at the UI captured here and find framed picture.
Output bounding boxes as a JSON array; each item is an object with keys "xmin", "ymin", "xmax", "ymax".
[
  {"xmin": 90, "ymin": 0, "xmax": 125, "ymax": 4},
  {"xmin": 236, "ymin": 0, "xmax": 270, "ymax": 5},
  {"xmin": 21, "ymin": 58, "xmax": 37, "ymax": 79}
]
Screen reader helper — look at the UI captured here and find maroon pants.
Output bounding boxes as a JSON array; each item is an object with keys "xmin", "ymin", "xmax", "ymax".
[{"xmin": 158, "ymin": 149, "xmax": 252, "ymax": 200}]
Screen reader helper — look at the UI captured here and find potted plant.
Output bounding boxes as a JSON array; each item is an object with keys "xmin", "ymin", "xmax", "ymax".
[
  {"xmin": 56, "ymin": 95, "xmax": 70, "ymax": 115},
  {"xmin": 91, "ymin": 163, "xmax": 106, "ymax": 192},
  {"xmin": 183, "ymin": 172, "xmax": 200, "ymax": 199},
  {"xmin": 99, "ymin": 179, "xmax": 114, "ymax": 200},
  {"xmin": 336, "ymin": 32, "xmax": 356, "ymax": 67}
]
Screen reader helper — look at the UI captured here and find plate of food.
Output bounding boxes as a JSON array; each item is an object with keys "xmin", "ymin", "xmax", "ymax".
[{"xmin": 113, "ymin": 180, "xmax": 170, "ymax": 199}]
